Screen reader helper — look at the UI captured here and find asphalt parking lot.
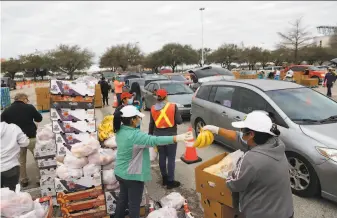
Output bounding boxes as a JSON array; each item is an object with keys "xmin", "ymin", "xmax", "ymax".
[{"xmin": 6, "ymin": 84, "xmax": 337, "ymax": 218}]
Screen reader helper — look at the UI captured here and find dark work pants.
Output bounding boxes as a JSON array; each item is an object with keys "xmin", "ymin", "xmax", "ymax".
[
  {"xmin": 327, "ymin": 84, "xmax": 332, "ymax": 97},
  {"xmin": 102, "ymin": 92, "xmax": 109, "ymax": 105},
  {"xmin": 114, "ymin": 175, "xmax": 144, "ymax": 218},
  {"xmin": 157, "ymin": 143, "xmax": 177, "ymax": 181},
  {"xmin": 1, "ymin": 166, "xmax": 20, "ymax": 191},
  {"xmin": 116, "ymin": 93, "xmax": 121, "ymax": 107}
]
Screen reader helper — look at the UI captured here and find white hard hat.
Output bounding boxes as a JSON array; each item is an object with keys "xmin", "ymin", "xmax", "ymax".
[
  {"xmin": 232, "ymin": 111, "xmax": 276, "ymax": 136},
  {"xmin": 120, "ymin": 105, "xmax": 145, "ymax": 118}
]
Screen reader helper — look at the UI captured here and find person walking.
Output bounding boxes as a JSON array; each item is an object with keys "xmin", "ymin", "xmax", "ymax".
[
  {"xmin": 114, "ymin": 77, "xmax": 125, "ymax": 107},
  {"xmin": 1, "ymin": 93, "xmax": 43, "ymax": 187},
  {"xmin": 113, "ymin": 105, "xmax": 192, "ymax": 218},
  {"xmin": 1, "ymin": 122, "xmax": 30, "ymax": 191},
  {"xmin": 98, "ymin": 77, "xmax": 110, "ymax": 106},
  {"xmin": 202, "ymin": 111, "xmax": 294, "ymax": 218},
  {"xmin": 324, "ymin": 67, "xmax": 336, "ymax": 97},
  {"xmin": 129, "ymin": 82, "xmax": 142, "ymax": 111},
  {"xmin": 148, "ymin": 89, "xmax": 183, "ymax": 189}
]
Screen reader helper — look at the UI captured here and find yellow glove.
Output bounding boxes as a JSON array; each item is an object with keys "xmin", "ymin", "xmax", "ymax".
[{"xmin": 154, "ymin": 146, "xmax": 158, "ymax": 153}]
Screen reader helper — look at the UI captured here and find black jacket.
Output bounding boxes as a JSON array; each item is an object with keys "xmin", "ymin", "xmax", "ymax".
[
  {"xmin": 324, "ymin": 72, "xmax": 336, "ymax": 86},
  {"xmin": 98, "ymin": 80, "xmax": 110, "ymax": 94},
  {"xmin": 1, "ymin": 101, "xmax": 43, "ymax": 138},
  {"xmin": 149, "ymin": 103, "xmax": 182, "ymax": 136}
]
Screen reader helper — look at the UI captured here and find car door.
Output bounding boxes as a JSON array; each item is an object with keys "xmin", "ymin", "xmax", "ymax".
[
  {"xmin": 148, "ymin": 83, "xmax": 159, "ymax": 107},
  {"xmin": 208, "ymin": 85, "xmax": 237, "ymax": 146},
  {"xmin": 144, "ymin": 83, "xmax": 154, "ymax": 105}
]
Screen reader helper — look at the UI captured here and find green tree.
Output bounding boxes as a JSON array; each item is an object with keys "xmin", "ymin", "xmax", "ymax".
[
  {"xmin": 208, "ymin": 44, "xmax": 240, "ymax": 69},
  {"xmin": 20, "ymin": 54, "xmax": 53, "ymax": 80},
  {"xmin": 197, "ymin": 47, "xmax": 212, "ymax": 66},
  {"xmin": 143, "ymin": 51, "xmax": 163, "ymax": 73},
  {"xmin": 299, "ymin": 46, "xmax": 334, "ymax": 65},
  {"xmin": 99, "ymin": 43, "xmax": 144, "ymax": 71},
  {"xmin": 48, "ymin": 44, "xmax": 94, "ymax": 80},
  {"xmin": 240, "ymin": 47, "xmax": 263, "ymax": 70},
  {"xmin": 271, "ymin": 48, "xmax": 293, "ymax": 66},
  {"xmin": 330, "ymin": 28, "xmax": 337, "ymax": 49},
  {"xmin": 277, "ymin": 18, "xmax": 312, "ymax": 63},
  {"xmin": 1, "ymin": 58, "xmax": 22, "ymax": 79},
  {"xmin": 259, "ymin": 49, "xmax": 272, "ymax": 68},
  {"xmin": 158, "ymin": 43, "xmax": 198, "ymax": 72}
]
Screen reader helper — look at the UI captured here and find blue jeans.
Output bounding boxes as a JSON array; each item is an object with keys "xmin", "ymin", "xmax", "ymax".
[{"xmin": 157, "ymin": 143, "xmax": 177, "ymax": 181}]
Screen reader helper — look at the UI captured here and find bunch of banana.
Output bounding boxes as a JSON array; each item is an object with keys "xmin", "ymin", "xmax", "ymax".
[
  {"xmin": 193, "ymin": 129, "xmax": 214, "ymax": 148},
  {"xmin": 98, "ymin": 115, "xmax": 114, "ymax": 141}
]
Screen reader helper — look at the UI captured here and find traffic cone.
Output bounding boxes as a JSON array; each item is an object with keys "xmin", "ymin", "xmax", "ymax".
[
  {"xmin": 20, "ymin": 82, "xmax": 23, "ymax": 89},
  {"xmin": 113, "ymin": 94, "xmax": 118, "ymax": 108},
  {"xmin": 181, "ymin": 127, "xmax": 202, "ymax": 164}
]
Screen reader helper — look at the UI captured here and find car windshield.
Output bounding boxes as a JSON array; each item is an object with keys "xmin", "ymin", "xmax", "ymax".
[
  {"xmin": 309, "ymin": 66, "xmax": 325, "ymax": 71},
  {"xmin": 160, "ymin": 83, "xmax": 194, "ymax": 95},
  {"xmin": 170, "ymin": 75, "xmax": 186, "ymax": 81},
  {"xmin": 131, "ymin": 80, "xmax": 145, "ymax": 86},
  {"xmin": 144, "ymin": 74, "xmax": 167, "ymax": 80},
  {"xmin": 266, "ymin": 88, "xmax": 337, "ymax": 124}
]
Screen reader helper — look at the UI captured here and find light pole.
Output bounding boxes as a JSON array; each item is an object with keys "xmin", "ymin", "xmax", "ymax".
[{"xmin": 199, "ymin": 7, "xmax": 205, "ymax": 66}]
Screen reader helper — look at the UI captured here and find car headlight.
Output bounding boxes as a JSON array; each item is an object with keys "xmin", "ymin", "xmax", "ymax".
[
  {"xmin": 316, "ymin": 147, "xmax": 337, "ymax": 162},
  {"xmin": 175, "ymin": 103, "xmax": 184, "ymax": 108}
]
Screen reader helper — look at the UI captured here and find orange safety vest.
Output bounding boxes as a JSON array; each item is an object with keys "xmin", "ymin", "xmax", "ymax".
[{"xmin": 151, "ymin": 103, "xmax": 176, "ymax": 128}]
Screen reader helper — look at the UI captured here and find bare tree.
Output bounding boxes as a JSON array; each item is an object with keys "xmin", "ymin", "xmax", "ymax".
[{"xmin": 278, "ymin": 18, "xmax": 312, "ymax": 63}]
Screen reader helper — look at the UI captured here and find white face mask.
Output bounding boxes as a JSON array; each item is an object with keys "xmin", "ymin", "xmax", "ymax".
[{"xmin": 239, "ymin": 132, "xmax": 248, "ymax": 144}]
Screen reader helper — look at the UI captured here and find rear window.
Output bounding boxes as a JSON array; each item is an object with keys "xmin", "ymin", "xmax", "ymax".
[
  {"xmin": 170, "ymin": 75, "xmax": 186, "ymax": 81},
  {"xmin": 196, "ymin": 85, "xmax": 212, "ymax": 100}
]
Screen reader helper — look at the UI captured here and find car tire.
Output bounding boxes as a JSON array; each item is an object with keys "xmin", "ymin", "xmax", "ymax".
[
  {"xmin": 194, "ymin": 118, "xmax": 206, "ymax": 137},
  {"xmin": 142, "ymin": 99, "xmax": 149, "ymax": 111},
  {"xmin": 286, "ymin": 152, "xmax": 320, "ymax": 198}
]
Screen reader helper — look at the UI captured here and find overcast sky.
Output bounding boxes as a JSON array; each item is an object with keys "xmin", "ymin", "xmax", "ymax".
[{"xmin": 1, "ymin": 1, "xmax": 337, "ymax": 63}]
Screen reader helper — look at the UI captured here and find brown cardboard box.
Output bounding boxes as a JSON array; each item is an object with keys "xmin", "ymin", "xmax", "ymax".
[
  {"xmin": 35, "ymin": 87, "xmax": 49, "ymax": 94},
  {"xmin": 201, "ymin": 195, "xmax": 244, "ymax": 218},
  {"xmin": 195, "ymin": 152, "xmax": 233, "ymax": 207},
  {"xmin": 301, "ymin": 78, "xmax": 318, "ymax": 87}
]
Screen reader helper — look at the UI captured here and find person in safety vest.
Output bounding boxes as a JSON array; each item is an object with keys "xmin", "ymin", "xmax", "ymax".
[
  {"xmin": 201, "ymin": 111, "xmax": 294, "ymax": 218},
  {"xmin": 114, "ymin": 77, "xmax": 125, "ymax": 107},
  {"xmin": 148, "ymin": 89, "xmax": 183, "ymax": 189}
]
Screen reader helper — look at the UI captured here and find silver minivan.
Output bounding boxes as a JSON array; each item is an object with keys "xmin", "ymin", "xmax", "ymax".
[{"xmin": 191, "ymin": 79, "xmax": 337, "ymax": 202}]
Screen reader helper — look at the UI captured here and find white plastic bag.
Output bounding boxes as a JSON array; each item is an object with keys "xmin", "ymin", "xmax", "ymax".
[
  {"xmin": 56, "ymin": 164, "xmax": 83, "ymax": 180},
  {"xmin": 17, "ymin": 200, "xmax": 47, "ymax": 218},
  {"xmin": 149, "ymin": 147, "xmax": 157, "ymax": 162},
  {"xmin": 71, "ymin": 138, "xmax": 100, "ymax": 157},
  {"xmin": 0, "ymin": 187, "xmax": 34, "ymax": 217},
  {"xmin": 83, "ymin": 164, "xmax": 101, "ymax": 177},
  {"xmin": 63, "ymin": 153, "xmax": 88, "ymax": 169},
  {"xmin": 102, "ymin": 160, "xmax": 115, "ymax": 170},
  {"xmin": 159, "ymin": 192, "xmax": 185, "ymax": 210},
  {"xmin": 35, "ymin": 139, "xmax": 55, "ymax": 151},
  {"xmin": 105, "ymin": 182, "xmax": 120, "ymax": 191},
  {"xmin": 36, "ymin": 125, "xmax": 54, "ymax": 141},
  {"xmin": 102, "ymin": 169, "xmax": 117, "ymax": 185},
  {"xmin": 103, "ymin": 136, "xmax": 117, "ymax": 148},
  {"xmin": 87, "ymin": 149, "xmax": 115, "ymax": 165},
  {"xmin": 147, "ymin": 206, "xmax": 178, "ymax": 218}
]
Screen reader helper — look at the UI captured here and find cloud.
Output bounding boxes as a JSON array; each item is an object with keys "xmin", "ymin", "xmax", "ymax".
[{"xmin": 1, "ymin": 1, "xmax": 336, "ymax": 63}]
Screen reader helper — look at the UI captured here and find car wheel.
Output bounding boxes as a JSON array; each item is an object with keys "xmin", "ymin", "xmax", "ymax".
[
  {"xmin": 195, "ymin": 118, "xmax": 206, "ymax": 137},
  {"xmin": 142, "ymin": 99, "xmax": 149, "ymax": 111},
  {"xmin": 286, "ymin": 152, "xmax": 320, "ymax": 197}
]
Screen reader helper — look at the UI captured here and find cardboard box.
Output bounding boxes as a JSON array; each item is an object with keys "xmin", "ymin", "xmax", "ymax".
[
  {"xmin": 35, "ymin": 87, "xmax": 50, "ymax": 95},
  {"xmin": 195, "ymin": 152, "xmax": 233, "ymax": 207},
  {"xmin": 52, "ymin": 120, "xmax": 96, "ymax": 134},
  {"xmin": 39, "ymin": 165, "xmax": 57, "ymax": 176},
  {"xmin": 50, "ymin": 80, "xmax": 95, "ymax": 96},
  {"xmin": 37, "ymin": 155, "xmax": 57, "ymax": 168},
  {"xmin": 105, "ymin": 191, "xmax": 119, "ymax": 215},
  {"xmin": 300, "ymin": 78, "xmax": 319, "ymax": 87},
  {"xmin": 54, "ymin": 172, "xmax": 102, "ymax": 193},
  {"xmin": 50, "ymin": 108, "xmax": 95, "ymax": 121},
  {"xmin": 34, "ymin": 141, "xmax": 56, "ymax": 158},
  {"xmin": 39, "ymin": 196, "xmax": 53, "ymax": 218},
  {"xmin": 50, "ymin": 95, "xmax": 95, "ymax": 110},
  {"xmin": 201, "ymin": 195, "xmax": 244, "ymax": 218},
  {"xmin": 55, "ymin": 132, "xmax": 98, "ymax": 146},
  {"xmin": 59, "ymin": 195, "xmax": 106, "ymax": 213},
  {"xmin": 41, "ymin": 185, "xmax": 56, "ymax": 197},
  {"xmin": 57, "ymin": 186, "xmax": 104, "ymax": 204},
  {"xmin": 60, "ymin": 205, "xmax": 107, "ymax": 218}
]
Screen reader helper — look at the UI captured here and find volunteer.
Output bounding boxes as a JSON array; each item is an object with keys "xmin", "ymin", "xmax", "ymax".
[
  {"xmin": 202, "ymin": 111, "xmax": 294, "ymax": 218},
  {"xmin": 324, "ymin": 67, "xmax": 336, "ymax": 97},
  {"xmin": 148, "ymin": 89, "xmax": 183, "ymax": 189},
  {"xmin": 113, "ymin": 105, "xmax": 192, "ymax": 218},
  {"xmin": 114, "ymin": 77, "xmax": 125, "ymax": 107},
  {"xmin": 115, "ymin": 92, "xmax": 133, "ymax": 112},
  {"xmin": 129, "ymin": 82, "xmax": 142, "ymax": 111},
  {"xmin": 98, "ymin": 77, "xmax": 110, "ymax": 106},
  {"xmin": 1, "ymin": 122, "xmax": 30, "ymax": 191}
]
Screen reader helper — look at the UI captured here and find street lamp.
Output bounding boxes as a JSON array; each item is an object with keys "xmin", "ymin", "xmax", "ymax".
[{"xmin": 199, "ymin": 7, "xmax": 205, "ymax": 66}]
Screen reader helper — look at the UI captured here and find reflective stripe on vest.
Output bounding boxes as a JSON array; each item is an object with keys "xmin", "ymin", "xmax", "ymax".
[{"xmin": 151, "ymin": 103, "xmax": 175, "ymax": 128}]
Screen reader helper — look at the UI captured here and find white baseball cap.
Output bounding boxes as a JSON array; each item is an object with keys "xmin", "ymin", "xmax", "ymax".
[
  {"xmin": 120, "ymin": 105, "xmax": 145, "ymax": 118},
  {"xmin": 232, "ymin": 110, "xmax": 276, "ymax": 136}
]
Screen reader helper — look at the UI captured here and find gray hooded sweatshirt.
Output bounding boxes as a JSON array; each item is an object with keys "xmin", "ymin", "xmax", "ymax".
[{"xmin": 226, "ymin": 132, "xmax": 294, "ymax": 218}]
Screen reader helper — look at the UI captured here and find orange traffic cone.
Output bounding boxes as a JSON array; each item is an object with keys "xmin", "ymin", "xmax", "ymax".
[
  {"xmin": 181, "ymin": 127, "xmax": 202, "ymax": 164},
  {"xmin": 113, "ymin": 95, "xmax": 118, "ymax": 108},
  {"xmin": 20, "ymin": 82, "xmax": 23, "ymax": 89}
]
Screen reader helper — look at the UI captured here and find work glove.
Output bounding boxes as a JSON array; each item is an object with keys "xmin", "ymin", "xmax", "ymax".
[
  {"xmin": 202, "ymin": 125, "xmax": 220, "ymax": 134},
  {"xmin": 176, "ymin": 131, "xmax": 194, "ymax": 142}
]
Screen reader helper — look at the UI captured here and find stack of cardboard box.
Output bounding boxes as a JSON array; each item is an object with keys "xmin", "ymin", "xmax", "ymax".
[
  {"xmin": 95, "ymin": 84, "xmax": 103, "ymax": 108},
  {"xmin": 195, "ymin": 153, "xmax": 244, "ymax": 218},
  {"xmin": 35, "ymin": 87, "xmax": 50, "ymax": 111}
]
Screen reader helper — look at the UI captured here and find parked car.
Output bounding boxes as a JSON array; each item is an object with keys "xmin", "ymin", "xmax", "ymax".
[
  {"xmin": 142, "ymin": 80, "xmax": 194, "ymax": 118},
  {"xmin": 1, "ymin": 77, "xmax": 16, "ymax": 90},
  {"xmin": 110, "ymin": 74, "xmax": 140, "ymax": 92},
  {"xmin": 191, "ymin": 79, "xmax": 337, "ymax": 202},
  {"xmin": 124, "ymin": 78, "xmax": 146, "ymax": 92},
  {"xmin": 283, "ymin": 65, "xmax": 327, "ymax": 84},
  {"xmin": 163, "ymin": 73, "xmax": 192, "ymax": 85},
  {"xmin": 187, "ymin": 66, "xmax": 234, "ymax": 91}
]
